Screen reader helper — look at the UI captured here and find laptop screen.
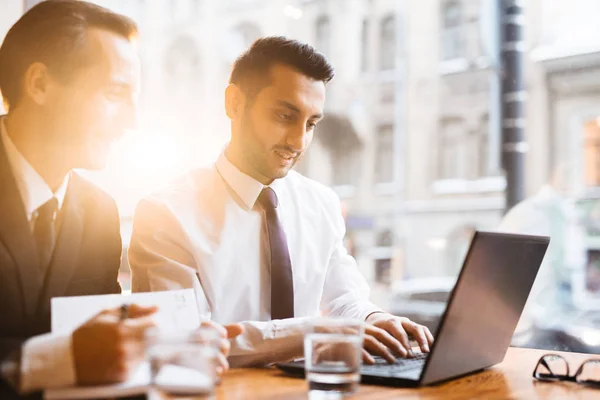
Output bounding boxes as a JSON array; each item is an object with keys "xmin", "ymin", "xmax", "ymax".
[{"xmin": 420, "ymin": 231, "xmax": 549, "ymax": 385}]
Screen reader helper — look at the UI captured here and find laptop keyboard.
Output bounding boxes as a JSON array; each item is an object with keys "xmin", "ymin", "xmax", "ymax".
[{"xmin": 361, "ymin": 352, "xmax": 428, "ymax": 376}]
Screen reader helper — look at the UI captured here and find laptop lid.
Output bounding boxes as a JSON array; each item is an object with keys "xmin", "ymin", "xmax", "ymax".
[{"xmin": 419, "ymin": 231, "xmax": 549, "ymax": 385}]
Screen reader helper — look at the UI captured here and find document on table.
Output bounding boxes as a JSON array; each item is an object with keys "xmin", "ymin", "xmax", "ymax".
[
  {"xmin": 51, "ymin": 288, "xmax": 200, "ymax": 334},
  {"xmin": 45, "ymin": 289, "xmax": 202, "ymax": 399}
]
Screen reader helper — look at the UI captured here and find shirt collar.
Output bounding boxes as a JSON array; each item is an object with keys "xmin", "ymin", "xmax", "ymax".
[
  {"xmin": 215, "ymin": 150, "xmax": 285, "ymax": 210},
  {"xmin": 0, "ymin": 117, "xmax": 70, "ymax": 219}
]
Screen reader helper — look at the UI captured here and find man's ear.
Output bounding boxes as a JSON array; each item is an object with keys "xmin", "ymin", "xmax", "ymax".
[
  {"xmin": 23, "ymin": 62, "xmax": 55, "ymax": 106},
  {"xmin": 225, "ymin": 84, "xmax": 246, "ymax": 120}
]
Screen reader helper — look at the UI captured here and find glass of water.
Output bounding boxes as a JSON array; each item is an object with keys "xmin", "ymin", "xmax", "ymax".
[
  {"xmin": 304, "ymin": 318, "xmax": 364, "ymax": 396},
  {"xmin": 146, "ymin": 327, "xmax": 221, "ymax": 400}
]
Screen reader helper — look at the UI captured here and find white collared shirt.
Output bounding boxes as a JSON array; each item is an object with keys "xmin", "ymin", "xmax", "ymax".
[
  {"xmin": 0, "ymin": 117, "xmax": 76, "ymax": 393},
  {"xmin": 1, "ymin": 117, "xmax": 69, "ymax": 229},
  {"xmin": 129, "ymin": 151, "xmax": 381, "ymax": 366}
]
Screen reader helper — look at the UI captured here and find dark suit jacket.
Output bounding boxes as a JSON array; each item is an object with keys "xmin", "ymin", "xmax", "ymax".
[{"xmin": 0, "ymin": 137, "xmax": 122, "ymax": 398}]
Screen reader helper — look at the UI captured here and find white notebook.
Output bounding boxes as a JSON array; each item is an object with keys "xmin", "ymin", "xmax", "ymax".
[
  {"xmin": 44, "ymin": 289, "xmax": 203, "ymax": 400},
  {"xmin": 45, "ymin": 363, "xmax": 151, "ymax": 400},
  {"xmin": 45, "ymin": 363, "xmax": 212, "ymax": 400}
]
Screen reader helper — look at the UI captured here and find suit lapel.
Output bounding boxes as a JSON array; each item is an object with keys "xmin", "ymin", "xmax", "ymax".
[
  {"xmin": 0, "ymin": 136, "xmax": 43, "ymax": 318},
  {"xmin": 38, "ymin": 173, "xmax": 86, "ymax": 311}
]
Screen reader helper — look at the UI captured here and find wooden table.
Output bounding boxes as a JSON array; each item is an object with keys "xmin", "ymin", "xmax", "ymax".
[{"xmin": 214, "ymin": 347, "xmax": 599, "ymax": 399}]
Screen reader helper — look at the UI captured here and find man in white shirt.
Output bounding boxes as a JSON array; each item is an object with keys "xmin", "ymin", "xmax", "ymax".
[
  {"xmin": 0, "ymin": 2, "xmax": 239, "ymax": 397},
  {"xmin": 129, "ymin": 37, "xmax": 434, "ymax": 367}
]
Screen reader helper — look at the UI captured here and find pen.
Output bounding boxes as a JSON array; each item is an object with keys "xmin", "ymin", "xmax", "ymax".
[{"xmin": 120, "ymin": 304, "xmax": 129, "ymax": 321}]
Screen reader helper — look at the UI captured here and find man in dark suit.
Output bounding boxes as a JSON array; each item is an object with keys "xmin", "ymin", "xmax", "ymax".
[
  {"xmin": 0, "ymin": 1, "xmax": 155, "ymax": 397},
  {"xmin": 1, "ymin": 2, "xmax": 242, "ymax": 397},
  {"xmin": 1, "ymin": 2, "xmax": 241, "ymax": 397}
]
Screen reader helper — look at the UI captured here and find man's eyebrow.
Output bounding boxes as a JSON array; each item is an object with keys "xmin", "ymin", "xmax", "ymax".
[
  {"xmin": 276, "ymin": 100, "xmax": 300, "ymax": 113},
  {"xmin": 277, "ymin": 100, "xmax": 323, "ymax": 119}
]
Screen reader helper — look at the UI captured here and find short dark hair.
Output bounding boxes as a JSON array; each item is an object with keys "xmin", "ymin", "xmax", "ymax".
[
  {"xmin": 0, "ymin": 0, "xmax": 138, "ymax": 111},
  {"xmin": 229, "ymin": 36, "xmax": 335, "ymax": 101}
]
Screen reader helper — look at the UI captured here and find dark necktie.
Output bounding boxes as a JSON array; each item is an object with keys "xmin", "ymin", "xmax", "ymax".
[
  {"xmin": 258, "ymin": 187, "xmax": 294, "ymax": 320},
  {"xmin": 33, "ymin": 197, "xmax": 58, "ymax": 273}
]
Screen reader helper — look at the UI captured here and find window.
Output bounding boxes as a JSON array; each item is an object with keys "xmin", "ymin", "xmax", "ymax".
[
  {"xmin": 437, "ymin": 115, "xmax": 493, "ymax": 181},
  {"xmin": 584, "ymin": 120, "xmax": 600, "ymax": 187},
  {"xmin": 375, "ymin": 229, "xmax": 394, "ymax": 284},
  {"xmin": 315, "ymin": 16, "xmax": 331, "ymax": 57},
  {"xmin": 379, "ymin": 82, "xmax": 395, "ymax": 104},
  {"xmin": 441, "ymin": 1, "xmax": 465, "ymax": 60},
  {"xmin": 13, "ymin": 0, "xmax": 589, "ymax": 356},
  {"xmin": 361, "ymin": 19, "xmax": 369, "ymax": 73},
  {"xmin": 478, "ymin": 114, "xmax": 490, "ymax": 177},
  {"xmin": 380, "ymin": 15, "xmax": 396, "ymax": 71},
  {"xmin": 374, "ymin": 125, "xmax": 395, "ymax": 183},
  {"xmin": 332, "ymin": 147, "xmax": 359, "ymax": 186},
  {"xmin": 319, "ymin": 115, "xmax": 362, "ymax": 187},
  {"xmin": 438, "ymin": 118, "xmax": 467, "ymax": 179}
]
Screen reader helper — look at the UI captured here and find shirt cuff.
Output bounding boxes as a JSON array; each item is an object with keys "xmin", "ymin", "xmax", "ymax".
[
  {"xmin": 364, "ymin": 310, "xmax": 387, "ymax": 322},
  {"xmin": 228, "ymin": 317, "xmax": 312, "ymax": 367},
  {"xmin": 270, "ymin": 317, "xmax": 312, "ymax": 339},
  {"xmin": 20, "ymin": 333, "xmax": 76, "ymax": 393},
  {"xmin": 354, "ymin": 302, "xmax": 385, "ymax": 323}
]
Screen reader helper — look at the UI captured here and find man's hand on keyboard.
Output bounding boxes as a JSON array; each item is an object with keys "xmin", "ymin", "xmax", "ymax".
[{"xmin": 363, "ymin": 313, "xmax": 434, "ymax": 365}]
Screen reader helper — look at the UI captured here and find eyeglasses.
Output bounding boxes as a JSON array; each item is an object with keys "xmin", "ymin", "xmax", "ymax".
[{"xmin": 533, "ymin": 354, "xmax": 600, "ymax": 388}]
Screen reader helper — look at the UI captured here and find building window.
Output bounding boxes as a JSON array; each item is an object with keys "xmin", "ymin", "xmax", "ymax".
[
  {"xmin": 315, "ymin": 16, "xmax": 331, "ymax": 57},
  {"xmin": 379, "ymin": 82, "xmax": 395, "ymax": 104},
  {"xmin": 361, "ymin": 19, "xmax": 369, "ymax": 73},
  {"xmin": 379, "ymin": 15, "xmax": 396, "ymax": 71},
  {"xmin": 375, "ymin": 229, "xmax": 394, "ymax": 285},
  {"xmin": 332, "ymin": 147, "xmax": 359, "ymax": 186},
  {"xmin": 438, "ymin": 116, "xmax": 490, "ymax": 181},
  {"xmin": 584, "ymin": 120, "xmax": 600, "ymax": 187},
  {"xmin": 319, "ymin": 115, "xmax": 362, "ymax": 187},
  {"xmin": 441, "ymin": 1, "xmax": 465, "ymax": 60},
  {"xmin": 374, "ymin": 124, "xmax": 395, "ymax": 183},
  {"xmin": 438, "ymin": 118, "xmax": 467, "ymax": 179},
  {"xmin": 478, "ymin": 114, "xmax": 490, "ymax": 177}
]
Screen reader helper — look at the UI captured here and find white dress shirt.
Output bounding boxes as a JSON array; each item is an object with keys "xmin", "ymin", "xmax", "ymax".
[
  {"xmin": 0, "ymin": 118, "xmax": 75, "ymax": 393},
  {"xmin": 129, "ymin": 152, "xmax": 382, "ymax": 366}
]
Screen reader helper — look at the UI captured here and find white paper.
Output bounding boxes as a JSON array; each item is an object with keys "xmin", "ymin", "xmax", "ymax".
[
  {"xmin": 51, "ymin": 289, "xmax": 200, "ymax": 334},
  {"xmin": 45, "ymin": 289, "xmax": 201, "ymax": 399},
  {"xmin": 44, "ymin": 363, "xmax": 150, "ymax": 400}
]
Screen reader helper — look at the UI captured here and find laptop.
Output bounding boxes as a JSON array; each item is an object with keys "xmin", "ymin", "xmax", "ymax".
[{"xmin": 277, "ymin": 231, "xmax": 550, "ymax": 387}]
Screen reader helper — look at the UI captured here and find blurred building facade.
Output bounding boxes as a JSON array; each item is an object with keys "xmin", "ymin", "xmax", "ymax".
[{"xmin": 2, "ymin": 0, "xmax": 600, "ymax": 298}]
